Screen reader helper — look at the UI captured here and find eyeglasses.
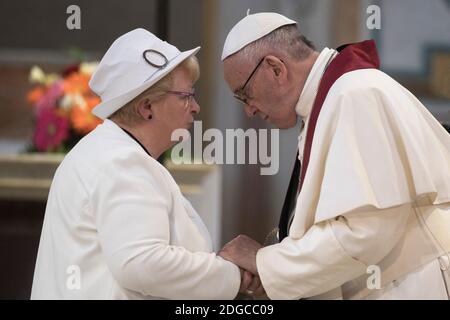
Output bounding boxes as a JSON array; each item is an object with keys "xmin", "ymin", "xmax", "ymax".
[
  {"xmin": 166, "ymin": 90, "xmax": 196, "ymax": 109},
  {"xmin": 233, "ymin": 57, "xmax": 265, "ymax": 105}
]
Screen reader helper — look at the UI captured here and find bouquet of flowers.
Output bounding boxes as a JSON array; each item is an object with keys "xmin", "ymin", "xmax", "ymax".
[{"xmin": 26, "ymin": 62, "xmax": 102, "ymax": 153}]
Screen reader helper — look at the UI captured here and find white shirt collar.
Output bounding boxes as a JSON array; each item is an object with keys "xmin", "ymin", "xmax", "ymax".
[{"xmin": 295, "ymin": 47, "xmax": 338, "ymax": 119}]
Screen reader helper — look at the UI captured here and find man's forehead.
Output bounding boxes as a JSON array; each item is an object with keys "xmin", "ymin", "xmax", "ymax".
[{"xmin": 223, "ymin": 58, "xmax": 249, "ymax": 91}]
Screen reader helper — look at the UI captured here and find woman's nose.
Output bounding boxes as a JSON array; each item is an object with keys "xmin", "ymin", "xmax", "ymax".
[
  {"xmin": 244, "ymin": 104, "xmax": 258, "ymax": 118},
  {"xmin": 190, "ymin": 98, "xmax": 200, "ymax": 114}
]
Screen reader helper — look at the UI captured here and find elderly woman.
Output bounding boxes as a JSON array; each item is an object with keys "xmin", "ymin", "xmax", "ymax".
[{"xmin": 31, "ymin": 29, "xmax": 260, "ymax": 299}]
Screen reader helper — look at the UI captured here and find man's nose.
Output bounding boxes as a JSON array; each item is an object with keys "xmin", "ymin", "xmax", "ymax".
[{"xmin": 244, "ymin": 104, "xmax": 258, "ymax": 118}]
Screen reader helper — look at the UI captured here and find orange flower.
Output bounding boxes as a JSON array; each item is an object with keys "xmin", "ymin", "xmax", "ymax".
[
  {"xmin": 63, "ymin": 72, "xmax": 91, "ymax": 95},
  {"xmin": 70, "ymin": 96, "xmax": 103, "ymax": 134},
  {"xmin": 27, "ymin": 86, "xmax": 45, "ymax": 105}
]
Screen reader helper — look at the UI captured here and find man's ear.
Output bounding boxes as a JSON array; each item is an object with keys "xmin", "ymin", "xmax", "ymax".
[
  {"xmin": 136, "ymin": 98, "xmax": 153, "ymax": 120},
  {"xmin": 265, "ymin": 55, "xmax": 287, "ymax": 82}
]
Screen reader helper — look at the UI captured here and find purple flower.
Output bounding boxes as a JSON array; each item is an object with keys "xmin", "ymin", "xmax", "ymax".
[
  {"xmin": 35, "ymin": 80, "xmax": 64, "ymax": 113},
  {"xmin": 33, "ymin": 108, "xmax": 69, "ymax": 152}
]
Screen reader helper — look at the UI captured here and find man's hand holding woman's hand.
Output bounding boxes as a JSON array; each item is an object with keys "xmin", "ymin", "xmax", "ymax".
[{"xmin": 239, "ymin": 269, "xmax": 265, "ymax": 297}]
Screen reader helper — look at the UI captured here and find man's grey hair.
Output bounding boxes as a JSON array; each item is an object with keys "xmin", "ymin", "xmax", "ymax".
[{"xmin": 235, "ymin": 24, "xmax": 316, "ymax": 64}]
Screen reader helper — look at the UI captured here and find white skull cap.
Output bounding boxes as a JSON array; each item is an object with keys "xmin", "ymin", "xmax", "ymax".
[{"xmin": 221, "ymin": 11, "xmax": 297, "ymax": 61}]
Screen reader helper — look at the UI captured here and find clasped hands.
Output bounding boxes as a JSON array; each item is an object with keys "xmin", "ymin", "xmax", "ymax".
[{"xmin": 218, "ymin": 234, "xmax": 265, "ymax": 298}]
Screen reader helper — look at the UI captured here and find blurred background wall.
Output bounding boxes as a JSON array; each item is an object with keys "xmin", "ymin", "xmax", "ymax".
[{"xmin": 0, "ymin": 0, "xmax": 449, "ymax": 298}]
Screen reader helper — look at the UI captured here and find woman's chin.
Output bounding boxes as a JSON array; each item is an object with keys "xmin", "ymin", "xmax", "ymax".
[{"xmin": 185, "ymin": 121, "xmax": 194, "ymax": 129}]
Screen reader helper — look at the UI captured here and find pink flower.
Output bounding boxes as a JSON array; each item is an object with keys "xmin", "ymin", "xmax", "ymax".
[
  {"xmin": 35, "ymin": 80, "xmax": 64, "ymax": 113},
  {"xmin": 33, "ymin": 108, "xmax": 70, "ymax": 152}
]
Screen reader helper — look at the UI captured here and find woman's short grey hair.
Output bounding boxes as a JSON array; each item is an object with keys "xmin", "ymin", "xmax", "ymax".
[
  {"xmin": 235, "ymin": 24, "xmax": 316, "ymax": 64},
  {"xmin": 109, "ymin": 56, "xmax": 200, "ymax": 125}
]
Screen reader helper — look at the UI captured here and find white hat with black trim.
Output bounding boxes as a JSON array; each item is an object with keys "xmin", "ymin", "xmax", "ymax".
[{"xmin": 90, "ymin": 28, "xmax": 200, "ymax": 119}]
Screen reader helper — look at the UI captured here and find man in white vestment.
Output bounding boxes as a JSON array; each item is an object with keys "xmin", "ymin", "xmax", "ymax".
[{"xmin": 218, "ymin": 12, "xmax": 450, "ymax": 300}]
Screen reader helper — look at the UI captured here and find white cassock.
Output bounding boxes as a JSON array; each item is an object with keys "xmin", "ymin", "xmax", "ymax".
[
  {"xmin": 31, "ymin": 119, "xmax": 240, "ymax": 299},
  {"xmin": 257, "ymin": 48, "xmax": 450, "ymax": 300}
]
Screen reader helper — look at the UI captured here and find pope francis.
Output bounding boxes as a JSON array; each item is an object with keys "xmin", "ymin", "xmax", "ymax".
[{"xmin": 219, "ymin": 12, "xmax": 450, "ymax": 300}]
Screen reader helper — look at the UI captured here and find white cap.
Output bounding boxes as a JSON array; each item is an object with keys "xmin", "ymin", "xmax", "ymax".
[
  {"xmin": 221, "ymin": 12, "xmax": 297, "ymax": 61},
  {"xmin": 90, "ymin": 28, "xmax": 200, "ymax": 119}
]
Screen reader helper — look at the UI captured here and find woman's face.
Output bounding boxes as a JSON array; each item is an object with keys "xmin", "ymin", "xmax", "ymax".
[{"xmin": 152, "ymin": 67, "xmax": 200, "ymax": 135}]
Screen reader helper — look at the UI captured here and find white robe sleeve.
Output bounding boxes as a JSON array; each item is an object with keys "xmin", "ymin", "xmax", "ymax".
[
  {"xmin": 312, "ymin": 71, "xmax": 450, "ymax": 224},
  {"xmin": 257, "ymin": 204, "xmax": 411, "ymax": 300},
  {"xmin": 90, "ymin": 151, "xmax": 240, "ymax": 299},
  {"xmin": 259, "ymin": 70, "xmax": 450, "ymax": 300}
]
